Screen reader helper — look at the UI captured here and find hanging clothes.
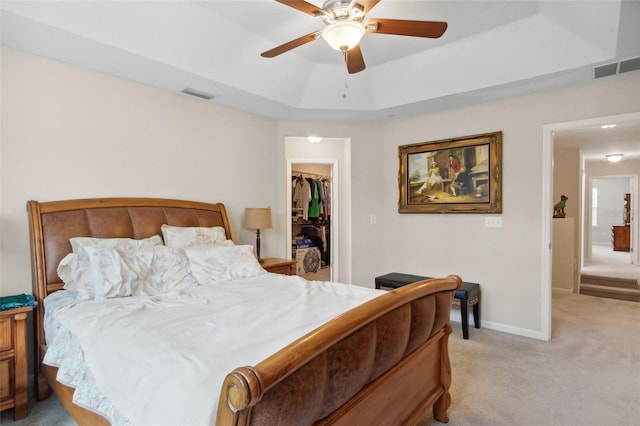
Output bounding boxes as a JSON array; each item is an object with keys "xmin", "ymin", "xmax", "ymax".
[
  {"xmin": 314, "ymin": 180, "xmax": 325, "ymax": 219},
  {"xmin": 323, "ymin": 180, "xmax": 331, "ymax": 218},
  {"xmin": 320, "ymin": 226, "xmax": 327, "ymax": 253},
  {"xmin": 308, "ymin": 180, "xmax": 321, "ymax": 219},
  {"xmin": 293, "ymin": 177, "xmax": 311, "ymax": 220}
]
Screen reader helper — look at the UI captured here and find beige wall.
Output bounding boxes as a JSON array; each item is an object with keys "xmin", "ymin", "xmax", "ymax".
[
  {"xmin": 277, "ymin": 121, "xmax": 386, "ymax": 289},
  {"xmin": 552, "ymin": 147, "xmax": 581, "ymax": 291},
  {"xmin": 381, "ymin": 73, "xmax": 640, "ymax": 338},
  {"xmin": 2, "ymin": 46, "xmax": 639, "ymax": 340},
  {"xmin": 1, "ymin": 48, "xmax": 279, "ymax": 296}
]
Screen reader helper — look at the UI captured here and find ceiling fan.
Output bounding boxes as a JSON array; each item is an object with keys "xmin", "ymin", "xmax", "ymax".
[{"xmin": 261, "ymin": 0, "xmax": 448, "ymax": 74}]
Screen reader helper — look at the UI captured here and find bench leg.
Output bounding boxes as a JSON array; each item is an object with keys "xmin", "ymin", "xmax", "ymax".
[
  {"xmin": 460, "ymin": 300, "xmax": 469, "ymax": 339},
  {"xmin": 473, "ymin": 301, "xmax": 481, "ymax": 329}
]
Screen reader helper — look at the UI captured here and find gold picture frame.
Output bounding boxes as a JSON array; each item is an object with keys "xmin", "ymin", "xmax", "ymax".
[{"xmin": 398, "ymin": 131, "xmax": 502, "ymax": 213}]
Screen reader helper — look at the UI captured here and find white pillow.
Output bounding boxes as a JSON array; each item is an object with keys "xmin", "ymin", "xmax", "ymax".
[
  {"xmin": 57, "ymin": 253, "xmax": 81, "ymax": 291},
  {"xmin": 60, "ymin": 246, "xmax": 199, "ymax": 299},
  {"xmin": 148, "ymin": 247, "xmax": 199, "ymax": 293},
  {"xmin": 161, "ymin": 225, "xmax": 227, "ymax": 248},
  {"xmin": 74, "ymin": 246, "xmax": 155, "ymax": 299},
  {"xmin": 69, "ymin": 235, "xmax": 163, "ymax": 253},
  {"xmin": 183, "ymin": 245, "xmax": 266, "ymax": 284}
]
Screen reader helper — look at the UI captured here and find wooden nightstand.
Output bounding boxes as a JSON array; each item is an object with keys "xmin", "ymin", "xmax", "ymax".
[
  {"xmin": 261, "ymin": 258, "xmax": 297, "ymax": 275},
  {"xmin": 0, "ymin": 305, "xmax": 33, "ymax": 420}
]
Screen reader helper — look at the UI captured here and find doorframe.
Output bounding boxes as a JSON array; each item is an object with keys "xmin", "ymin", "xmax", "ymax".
[
  {"xmin": 542, "ymin": 111, "xmax": 640, "ymax": 341},
  {"xmin": 287, "ymin": 160, "xmax": 339, "ymax": 281}
]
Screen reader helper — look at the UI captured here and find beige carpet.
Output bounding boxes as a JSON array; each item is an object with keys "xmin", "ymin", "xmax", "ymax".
[
  {"xmin": 421, "ymin": 291, "xmax": 640, "ymax": 425},
  {"xmin": 581, "ymin": 243, "xmax": 640, "ymax": 280},
  {"xmin": 4, "ymin": 292, "xmax": 639, "ymax": 425}
]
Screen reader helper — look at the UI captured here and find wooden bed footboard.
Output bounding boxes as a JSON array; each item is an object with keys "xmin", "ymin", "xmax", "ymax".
[{"xmin": 217, "ymin": 275, "xmax": 461, "ymax": 425}]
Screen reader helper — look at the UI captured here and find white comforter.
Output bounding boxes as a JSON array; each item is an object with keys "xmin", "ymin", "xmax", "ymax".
[{"xmin": 52, "ymin": 274, "xmax": 383, "ymax": 426}]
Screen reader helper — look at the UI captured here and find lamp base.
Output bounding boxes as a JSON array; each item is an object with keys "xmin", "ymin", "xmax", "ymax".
[{"xmin": 256, "ymin": 229, "xmax": 263, "ymax": 263}]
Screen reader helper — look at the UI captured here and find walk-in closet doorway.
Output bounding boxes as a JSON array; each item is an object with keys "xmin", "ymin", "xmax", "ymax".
[
  {"xmin": 291, "ymin": 163, "xmax": 333, "ymax": 281},
  {"xmin": 285, "ymin": 136, "xmax": 352, "ymax": 284}
]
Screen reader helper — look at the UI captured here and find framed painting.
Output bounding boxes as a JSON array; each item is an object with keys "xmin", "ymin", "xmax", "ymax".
[{"xmin": 398, "ymin": 131, "xmax": 502, "ymax": 213}]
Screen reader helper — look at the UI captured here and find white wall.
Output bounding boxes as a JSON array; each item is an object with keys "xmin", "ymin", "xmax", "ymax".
[{"xmin": 1, "ymin": 48, "xmax": 279, "ymax": 296}]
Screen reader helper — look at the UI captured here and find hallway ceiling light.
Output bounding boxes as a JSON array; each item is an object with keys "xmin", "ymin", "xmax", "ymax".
[
  {"xmin": 308, "ymin": 136, "xmax": 322, "ymax": 144},
  {"xmin": 606, "ymin": 153, "xmax": 624, "ymax": 162}
]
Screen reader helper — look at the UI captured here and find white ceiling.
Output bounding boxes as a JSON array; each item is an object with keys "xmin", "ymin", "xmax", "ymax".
[{"xmin": 1, "ymin": 0, "xmax": 639, "ymax": 159}]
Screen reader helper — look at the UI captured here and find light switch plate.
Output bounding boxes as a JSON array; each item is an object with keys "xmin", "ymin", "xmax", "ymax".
[{"xmin": 485, "ymin": 217, "xmax": 503, "ymax": 228}]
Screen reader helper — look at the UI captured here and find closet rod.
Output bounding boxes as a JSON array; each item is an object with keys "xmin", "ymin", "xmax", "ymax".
[{"xmin": 292, "ymin": 170, "xmax": 330, "ymax": 180}]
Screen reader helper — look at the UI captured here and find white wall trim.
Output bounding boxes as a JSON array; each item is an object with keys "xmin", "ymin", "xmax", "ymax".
[
  {"xmin": 541, "ymin": 125, "xmax": 554, "ymax": 341},
  {"xmin": 449, "ymin": 317, "xmax": 548, "ymax": 341}
]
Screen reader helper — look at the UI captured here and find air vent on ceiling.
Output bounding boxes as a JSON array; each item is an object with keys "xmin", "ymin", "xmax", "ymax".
[
  {"xmin": 181, "ymin": 88, "xmax": 215, "ymax": 100},
  {"xmin": 594, "ymin": 56, "xmax": 640, "ymax": 79}
]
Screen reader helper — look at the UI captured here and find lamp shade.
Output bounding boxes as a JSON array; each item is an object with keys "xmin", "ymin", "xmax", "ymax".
[
  {"xmin": 243, "ymin": 208, "xmax": 272, "ymax": 230},
  {"xmin": 322, "ymin": 20, "xmax": 365, "ymax": 51}
]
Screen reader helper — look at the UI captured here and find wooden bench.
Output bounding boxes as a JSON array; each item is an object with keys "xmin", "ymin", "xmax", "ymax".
[{"xmin": 375, "ymin": 272, "xmax": 481, "ymax": 339}]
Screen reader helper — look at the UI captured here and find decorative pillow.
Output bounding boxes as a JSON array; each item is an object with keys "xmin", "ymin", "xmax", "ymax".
[
  {"xmin": 60, "ymin": 246, "xmax": 199, "ymax": 299},
  {"xmin": 69, "ymin": 235, "xmax": 163, "ymax": 253},
  {"xmin": 161, "ymin": 225, "xmax": 227, "ymax": 248},
  {"xmin": 183, "ymin": 245, "xmax": 266, "ymax": 284}
]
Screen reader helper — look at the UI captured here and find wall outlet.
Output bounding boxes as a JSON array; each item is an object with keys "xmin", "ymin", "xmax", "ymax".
[
  {"xmin": 485, "ymin": 217, "xmax": 503, "ymax": 228},
  {"xmin": 370, "ymin": 214, "xmax": 377, "ymax": 225}
]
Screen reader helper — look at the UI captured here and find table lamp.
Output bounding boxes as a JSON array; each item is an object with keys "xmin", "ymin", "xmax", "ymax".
[{"xmin": 243, "ymin": 208, "xmax": 272, "ymax": 263}]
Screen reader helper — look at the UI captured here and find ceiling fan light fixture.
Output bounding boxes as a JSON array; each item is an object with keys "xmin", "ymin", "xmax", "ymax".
[
  {"xmin": 606, "ymin": 153, "xmax": 624, "ymax": 163},
  {"xmin": 322, "ymin": 20, "xmax": 365, "ymax": 51}
]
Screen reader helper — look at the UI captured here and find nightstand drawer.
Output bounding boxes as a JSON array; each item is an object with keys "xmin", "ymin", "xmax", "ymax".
[
  {"xmin": 0, "ymin": 317, "xmax": 12, "ymax": 352},
  {"xmin": 0, "ymin": 356, "xmax": 14, "ymax": 401}
]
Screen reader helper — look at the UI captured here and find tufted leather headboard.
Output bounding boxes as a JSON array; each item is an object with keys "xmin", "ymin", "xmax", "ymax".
[{"xmin": 27, "ymin": 197, "xmax": 232, "ymax": 359}]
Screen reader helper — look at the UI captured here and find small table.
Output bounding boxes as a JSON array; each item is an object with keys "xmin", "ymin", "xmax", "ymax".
[
  {"xmin": 375, "ymin": 272, "xmax": 481, "ymax": 339},
  {"xmin": 261, "ymin": 257, "xmax": 297, "ymax": 275}
]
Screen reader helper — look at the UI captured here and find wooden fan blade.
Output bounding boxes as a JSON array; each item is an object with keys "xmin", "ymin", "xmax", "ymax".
[
  {"xmin": 261, "ymin": 31, "xmax": 321, "ymax": 58},
  {"xmin": 356, "ymin": 0, "xmax": 381, "ymax": 14},
  {"xmin": 345, "ymin": 45, "xmax": 366, "ymax": 74},
  {"xmin": 366, "ymin": 18, "xmax": 447, "ymax": 38},
  {"xmin": 275, "ymin": 0, "xmax": 325, "ymax": 17}
]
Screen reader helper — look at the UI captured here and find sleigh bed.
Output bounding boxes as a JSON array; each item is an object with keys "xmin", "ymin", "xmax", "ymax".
[{"xmin": 28, "ymin": 197, "xmax": 460, "ymax": 425}]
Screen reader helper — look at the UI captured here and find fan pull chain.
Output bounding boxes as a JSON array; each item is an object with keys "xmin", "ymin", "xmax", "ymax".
[
  {"xmin": 342, "ymin": 50, "xmax": 348, "ymax": 99},
  {"xmin": 342, "ymin": 65, "xmax": 349, "ymax": 99}
]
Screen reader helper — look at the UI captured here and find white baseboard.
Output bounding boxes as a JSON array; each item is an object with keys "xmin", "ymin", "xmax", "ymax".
[{"xmin": 449, "ymin": 312, "xmax": 548, "ymax": 341}]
